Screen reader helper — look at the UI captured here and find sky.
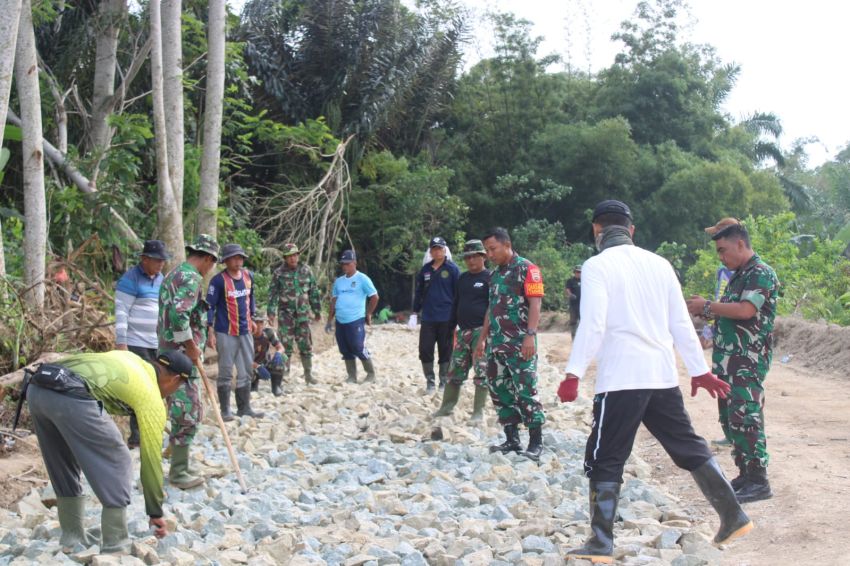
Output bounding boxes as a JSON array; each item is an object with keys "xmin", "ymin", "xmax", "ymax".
[{"xmin": 468, "ymin": 0, "xmax": 849, "ymax": 166}]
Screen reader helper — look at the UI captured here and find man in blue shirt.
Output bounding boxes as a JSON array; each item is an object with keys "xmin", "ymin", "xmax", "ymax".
[
  {"xmin": 114, "ymin": 239, "xmax": 170, "ymax": 448},
  {"xmin": 206, "ymin": 243, "xmax": 263, "ymax": 420},
  {"xmin": 413, "ymin": 237, "xmax": 460, "ymax": 392},
  {"xmin": 327, "ymin": 250, "xmax": 379, "ymax": 384}
]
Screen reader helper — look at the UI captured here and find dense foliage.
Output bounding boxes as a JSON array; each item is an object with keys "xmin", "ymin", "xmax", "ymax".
[{"xmin": 1, "ymin": 0, "xmax": 849, "ymax": 354}]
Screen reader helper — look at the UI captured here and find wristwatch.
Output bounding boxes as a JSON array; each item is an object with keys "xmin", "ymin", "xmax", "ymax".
[
  {"xmin": 526, "ymin": 328, "xmax": 537, "ymax": 336},
  {"xmin": 702, "ymin": 300, "xmax": 712, "ymax": 319}
]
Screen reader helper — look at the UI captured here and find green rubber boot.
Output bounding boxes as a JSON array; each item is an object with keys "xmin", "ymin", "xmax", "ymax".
[
  {"xmin": 100, "ymin": 507, "xmax": 130, "ymax": 554},
  {"xmin": 301, "ymin": 354, "xmax": 318, "ymax": 384},
  {"xmin": 345, "ymin": 359, "xmax": 358, "ymax": 383},
  {"xmin": 56, "ymin": 496, "xmax": 96, "ymax": 551},
  {"xmin": 169, "ymin": 444, "xmax": 204, "ymax": 489},
  {"xmin": 469, "ymin": 385, "xmax": 489, "ymax": 423},
  {"xmin": 361, "ymin": 358, "xmax": 376, "ymax": 382},
  {"xmin": 433, "ymin": 382, "xmax": 461, "ymax": 417}
]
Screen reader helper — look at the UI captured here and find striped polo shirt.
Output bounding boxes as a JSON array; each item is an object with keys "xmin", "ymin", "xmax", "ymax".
[
  {"xmin": 115, "ymin": 264, "xmax": 163, "ymax": 349},
  {"xmin": 207, "ymin": 269, "xmax": 255, "ymax": 335}
]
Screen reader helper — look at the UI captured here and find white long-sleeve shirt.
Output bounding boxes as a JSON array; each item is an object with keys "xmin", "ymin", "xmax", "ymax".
[{"xmin": 565, "ymin": 244, "xmax": 708, "ymax": 393}]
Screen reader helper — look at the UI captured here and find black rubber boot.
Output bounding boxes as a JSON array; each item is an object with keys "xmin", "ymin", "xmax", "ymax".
[
  {"xmin": 433, "ymin": 382, "xmax": 461, "ymax": 417},
  {"xmin": 489, "ymin": 423, "xmax": 521, "ymax": 454},
  {"xmin": 127, "ymin": 414, "xmax": 140, "ymax": 449},
  {"xmin": 218, "ymin": 386, "xmax": 235, "ymax": 422},
  {"xmin": 691, "ymin": 457, "xmax": 753, "ymax": 543},
  {"xmin": 438, "ymin": 362, "xmax": 450, "ymax": 390},
  {"xmin": 730, "ymin": 462, "xmax": 747, "ymax": 491},
  {"xmin": 565, "ymin": 481, "xmax": 620, "ymax": 564},
  {"xmin": 735, "ymin": 464, "xmax": 773, "ymax": 503},
  {"xmin": 235, "ymin": 385, "xmax": 265, "ymax": 418},
  {"xmin": 423, "ymin": 362, "xmax": 436, "ymax": 392},
  {"xmin": 522, "ymin": 426, "xmax": 543, "ymax": 462},
  {"xmin": 345, "ymin": 360, "xmax": 358, "ymax": 383},
  {"xmin": 361, "ymin": 358, "xmax": 376, "ymax": 382},
  {"xmin": 270, "ymin": 370, "xmax": 284, "ymax": 396}
]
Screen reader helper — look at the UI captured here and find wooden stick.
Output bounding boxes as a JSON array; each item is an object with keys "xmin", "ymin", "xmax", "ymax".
[{"xmin": 193, "ymin": 360, "xmax": 248, "ymax": 494}]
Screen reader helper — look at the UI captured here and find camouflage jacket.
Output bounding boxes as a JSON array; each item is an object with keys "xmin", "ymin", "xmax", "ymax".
[
  {"xmin": 712, "ymin": 254, "xmax": 779, "ymax": 379},
  {"xmin": 486, "ymin": 253, "xmax": 544, "ymax": 354},
  {"xmin": 253, "ymin": 327, "xmax": 282, "ymax": 364},
  {"xmin": 158, "ymin": 262, "xmax": 208, "ymax": 351},
  {"xmin": 267, "ymin": 263, "xmax": 321, "ymax": 321}
]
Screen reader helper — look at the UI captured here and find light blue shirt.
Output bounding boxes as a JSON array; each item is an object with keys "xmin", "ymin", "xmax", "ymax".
[{"xmin": 333, "ymin": 271, "xmax": 378, "ymax": 324}]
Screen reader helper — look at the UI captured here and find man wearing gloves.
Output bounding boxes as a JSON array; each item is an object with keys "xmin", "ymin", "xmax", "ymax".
[
  {"xmin": 433, "ymin": 239, "xmax": 491, "ymax": 422},
  {"xmin": 207, "ymin": 243, "xmax": 263, "ymax": 420},
  {"xmin": 26, "ymin": 350, "xmax": 193, "ymax": 552},
  {"xmin": 558, "ymin": 200, "xmax": 752, "ymax": 564},
  {"xmin": 251, "ymin": 313, "xmax": 287, "ymax": 396},
  {"xmin": 413, "ymin": 236, "xmax": 460, "ymax": 392},
  {"xmin": 327, "ymin": 250, "xmax": 379, "ymax": 384}
]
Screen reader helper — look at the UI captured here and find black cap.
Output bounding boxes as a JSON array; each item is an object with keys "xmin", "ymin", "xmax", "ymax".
[
  {"xmin": 592, "ymin": 200, "xmax": 632, "ymax": 222},
  {"xmin": 138, "ymin": 240, "xmax": 171, "ymax": 260},
  {"xmin": 219, "ymin": 243, "xmax": 249, "ymax": 263},
  {"xmin": 429, "ymin": 236, "xmax": 447, "ymax": 249},
  {"xmin": 339, "ymin": 250, "xmax": 357, "ymax": 264},
  {"xmin": 156, "ymin": 350, "xmax": 193, "ymax": 379}
]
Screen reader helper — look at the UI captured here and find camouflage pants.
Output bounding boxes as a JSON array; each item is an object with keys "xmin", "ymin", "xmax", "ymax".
[
  {"xmin": 718, "ymin": 372, "xmax": 768, "ymax": 469},
  {"xmin": 167, "ymin": 374, "xmax": 202, "ymax": 447},
  {"xmin": 278, "ymin": 310, "xmax": 312, "ymax": 363},
  {"xmin": 448, "ymin": 327, "xmax": 487, "ymax": 386},
  {"xmin": 486, "ymin": 350, "xmax": 545, "ymax": 428}
]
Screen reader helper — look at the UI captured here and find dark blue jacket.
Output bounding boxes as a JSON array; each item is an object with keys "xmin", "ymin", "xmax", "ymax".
[{"xmin": 413, "ymin": 260, "xmax": 460, "ymax": 322}]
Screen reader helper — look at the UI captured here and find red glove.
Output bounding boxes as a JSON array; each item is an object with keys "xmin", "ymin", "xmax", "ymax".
[
  {"xmin": 690, "ymin": 372, "xmax": 730, "ymax": 399},
  {"xmin": 557, "ymin": 376, "xmax": 579, "ymax": 403}
]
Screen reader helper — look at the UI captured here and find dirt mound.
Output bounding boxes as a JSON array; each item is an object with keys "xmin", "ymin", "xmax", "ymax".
[{"xmin": 774, "ymin": 316, "xmax": 850, "ymax": 373}]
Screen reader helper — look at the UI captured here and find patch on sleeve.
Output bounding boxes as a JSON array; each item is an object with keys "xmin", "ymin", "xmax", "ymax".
[{"xmin": 524, "ymin": 264, "xmax": 545, "ymax": 297}]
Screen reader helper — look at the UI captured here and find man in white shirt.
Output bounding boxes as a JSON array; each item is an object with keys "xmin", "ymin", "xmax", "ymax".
[{"xmin": 558, "ymin": 200, "xmax": 752, "ymax": 564}]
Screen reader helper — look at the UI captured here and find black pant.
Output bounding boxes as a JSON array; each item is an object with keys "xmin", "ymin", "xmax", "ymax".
[
  {"xmin": 418, "ymin": 321, "xmax": 453, "ymax": 364},
  {"xmin": 583, "ymin": 387, "xmax": 713, "ymax": 482},
  {"xmin": 128, "ymin": 345, "xmax": 157, "ymax": 363}
]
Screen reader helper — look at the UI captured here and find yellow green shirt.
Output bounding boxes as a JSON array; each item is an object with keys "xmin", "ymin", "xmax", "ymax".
[{"xmin": 57, "ymin": 351, "xmax": 166, "ymax": 518}]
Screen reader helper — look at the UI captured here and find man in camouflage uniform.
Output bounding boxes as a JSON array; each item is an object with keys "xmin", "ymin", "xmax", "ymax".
[
  {"xmin": 267, "ymin": 243, "xmax": 322, "ymax": 384},
  {"xmin": 475, "ymin": 227, "xmax": 546, "ymax": 462},
  {"xmin": 434, "ymin": 239, "xmax": 491, "ymax": 422},
  {"xmin": 688, "ymin": 222, "xmax": 779, "ymax": 503},
  {"xmin": 158, "ymin": 234, "xmax": 220, "ymax": 489},
  {"xmin": 251, "ymin": 313, "xmax": 287, "ymax": 396}
]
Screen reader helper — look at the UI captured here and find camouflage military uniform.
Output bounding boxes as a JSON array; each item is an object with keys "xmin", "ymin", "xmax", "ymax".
[
  {"xmin": 158, "ymin": 261, "xmax": 207, "ymax": 447},
  {"xmin": 448, "ymin": 327, "xmax": 487, "ymax": 386},
  {"xmin": 486, "ymin": 253, "xmax": 546, "ymax": 428},
  {"xmin": 254, "ymin": 327, "xmax": 287, "ymax": 372},
  {"xmin": 267, "ymin": 263, "xmax": 321, "ymax": 363},
  {"xmin": 712, "ymin": 254, "xmax": 779, "ymax": 469}
]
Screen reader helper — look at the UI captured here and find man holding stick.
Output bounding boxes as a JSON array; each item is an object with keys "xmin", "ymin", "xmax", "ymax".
[{"xmin": 158, "ymin": 234, "xmax": 219, "ymax": 490}]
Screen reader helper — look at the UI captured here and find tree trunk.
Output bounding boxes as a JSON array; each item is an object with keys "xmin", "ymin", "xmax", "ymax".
[
  {"xmin": 89, "ymin": 0, "xmax": 126, "ymax": 152},
  {"xmin": 161, "ymin": 0, "xmax": 184, "ymax": 219},
  {"xmin": 196, "ymin": 0, "xmax": 225, "ymax": 237},
  {"xmin": 15, "ymin": 0, "xmax": 46, "ymax": 310},
  {"xmin": 0, "ymin": 1, "xmax": 23, "ymax": 295},
  {"xmin": 150, "ymin": 0, "xmax": 185, "ymax": 262}
]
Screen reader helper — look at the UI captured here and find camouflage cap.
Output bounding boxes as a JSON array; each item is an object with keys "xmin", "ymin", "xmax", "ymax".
[
  {"xmin": 282, "ymin": 243, "xmax": 300, "ymax": 256},
  {"xmin": 462, "ymin": 239, "xmax": 486, "ymax": 257},
  {"xmin": 253, "ymin": 312, "xmax": 267, "ymax": 323},
  {"xmin": 185, "ymin": 234, "xmax": 220, "ymax": 261}
]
